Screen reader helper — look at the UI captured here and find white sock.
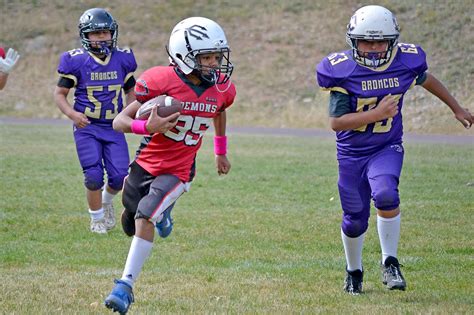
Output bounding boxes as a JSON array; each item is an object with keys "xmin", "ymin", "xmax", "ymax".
[
  {"xmin": 341, "ymin": 229, "xmax": 365, "ymax": 271},
  {"xmin": 121, "ymin": 236, "xmax": 154, "ymax": 287},
  {"xmin": 102, "ymin": 187, "xmax": 116, "ymax": 205},
  {"xmin": 377, "ymin": 213, "xmax": 401, "ymax": 263},
  {"xmin": 89, "ymin": 208, "xmax": 104, "ymax": 221}
]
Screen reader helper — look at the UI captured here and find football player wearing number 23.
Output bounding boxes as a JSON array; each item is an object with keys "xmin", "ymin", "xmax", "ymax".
[
  {"xmin": 104, "ymin": 17, "xmax": 235, "ymax": 314},
  {"xmin": 316, "ymin": 5, "xmax": 473, "ymax": 295},
  {"xmin": 53, "ymin": 8, "xmax": 138, "ymax": 234}
]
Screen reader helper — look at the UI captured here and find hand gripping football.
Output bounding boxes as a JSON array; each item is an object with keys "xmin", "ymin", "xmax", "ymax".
[{"xmin": 135, "ymin": 95, "xmax": 182, "ymax": 120}]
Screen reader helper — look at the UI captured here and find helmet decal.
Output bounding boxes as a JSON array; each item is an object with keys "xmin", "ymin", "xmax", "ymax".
[{"xmin": 186, "ymin": 25, "xmax": 210, "ymax": 40}]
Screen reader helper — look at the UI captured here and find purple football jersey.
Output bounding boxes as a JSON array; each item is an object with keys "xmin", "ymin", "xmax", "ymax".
[
  {"xmin": 57, "ymin": 47, "xmax": 137, "ymax": 125},
  {"xmin": 316, "ymin": 43, "xmax": 428, "ymax": 158}
]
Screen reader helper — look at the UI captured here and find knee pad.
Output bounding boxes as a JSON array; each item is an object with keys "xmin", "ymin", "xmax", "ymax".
[
  {"xmin": 136, "ymin": 184, "xmax": 171, "ymax": 222},
  {"xmin": 136, "ymin": 175, "xmax": 183, "ymax": 223},
  {"xmin": 341, "ymin": 212, "xmax": 369, "ymax": 238},
  {"xmin": 84, "ymin": 167, "xmax": 104, "ymax": 191},
  {"xmin": 372, "ymin": 175, "xmax": 400, "ymax": 210},
  {"xmin": 107, "ymin": 173, "xmax": 127, "ymax": 191}
]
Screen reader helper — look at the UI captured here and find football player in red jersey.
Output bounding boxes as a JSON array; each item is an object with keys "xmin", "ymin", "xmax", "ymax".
[
  {"xmin": 105, "ymin": 17, "xmax": 236, "ymax": 314},
  {"xmin": 0, "ymin": 47, "xmax": 20, "ymax": 90}
]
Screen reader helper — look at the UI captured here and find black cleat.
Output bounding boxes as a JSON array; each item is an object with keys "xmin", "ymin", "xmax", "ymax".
[
  {"xmin": 121, "ymin": 209, "xmax": 135, "ymax": 237},
  {"xmin": 381, "ymin": 256, "xmax": 406, "ymax": 290},
  {"xmin": 344, "ymin": 269, "xmax": 363, "ymax": 295}
]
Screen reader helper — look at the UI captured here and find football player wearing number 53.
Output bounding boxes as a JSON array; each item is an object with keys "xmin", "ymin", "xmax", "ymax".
[
  {"xmin": 316, "ymin": 5, "xmax": 473, "ymax": 295},
  {"xmin": 53, "ymin": 8, "xmax": 137, "ymax": 234},
  {"xmin": 104, "ymin": 17, "xmax": 235, "ymax": 314}
]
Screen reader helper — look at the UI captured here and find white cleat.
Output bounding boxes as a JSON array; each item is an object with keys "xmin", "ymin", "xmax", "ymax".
[
  {"xmin": 103, "ymin": 203, "xmax": 116, "ymax": 230},
  {"xmin": 90, "ymin": 218, "xmax": 108, "ymax": 234}
]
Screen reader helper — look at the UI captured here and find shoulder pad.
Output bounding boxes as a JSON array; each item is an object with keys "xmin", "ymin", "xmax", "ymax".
[
  {"xmin": 396, "ymin": 43, "xmax": 428, "ymax": 74},
  {"xmin": 57, "ymin": 48, "xmax": 86, "ymax": 76},
  {"xmin": 317, "ymin": 50, "xmax": 356, "ymax": 89},
  {"xmin": 135, "ymin": 66, "xmax": 172, "ymax": 102}
]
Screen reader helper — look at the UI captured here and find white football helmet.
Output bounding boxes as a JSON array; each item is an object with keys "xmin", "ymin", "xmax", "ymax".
[
  {"xmin": 167, "ymin": 17, "xmax": 233, "ymax": 85},
  {"xmin": 346, "ymin": 5, "xmax": 400, "ymax": 68}
]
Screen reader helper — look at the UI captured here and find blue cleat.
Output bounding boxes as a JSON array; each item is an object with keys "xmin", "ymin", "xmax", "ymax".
[
  {"xmin": 104, "ymin": 279, "xmax": 134, "ymax": 314},
  {"xmin": 155, "ymin": 205, "xmax": 174, "ymax": 238}
]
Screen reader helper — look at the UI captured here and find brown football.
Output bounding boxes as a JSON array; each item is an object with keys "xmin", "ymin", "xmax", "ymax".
[{"xmin": 135, "ymin": 95, "xmax": 182, "ymax": 120}]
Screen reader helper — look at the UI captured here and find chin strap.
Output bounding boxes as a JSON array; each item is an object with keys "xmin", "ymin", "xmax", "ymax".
[{"xmin": 215, "ymin": 78, "xmax": 232, "ymax": 93}]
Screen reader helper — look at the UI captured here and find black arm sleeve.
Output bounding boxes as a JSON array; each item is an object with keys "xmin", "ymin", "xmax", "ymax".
[
  {"xmin": 57, "ymin": 77, "xmax": 75, "ymax": 89},
  {"xmin": 123, "ymin": 76, "xmax": 136, "ymax": 93},
  {"xmin": 415, "ymin": 72, "xmax": 427, "ymax": 85},
  {"xmin": 329, "ymin": 91, "xmax": 351, "ymax": 117}
]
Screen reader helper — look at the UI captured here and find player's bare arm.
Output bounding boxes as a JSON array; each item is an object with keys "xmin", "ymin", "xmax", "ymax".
[
  {"xmin": 113, "ymin": 100, "xmax": 179, "ymax": 134},
  {"xmin": 421, "ymin": 73, "xmax": 473, "ymax": 129},
  {"xmin": 112, "ymin": 100, "xmax": 141, "ymax": 132},
  {"xmin": 53, "ymin": 86, "xmax": 90, "ymax": 128},
  {"xmin": 0, "ymin": 72, "xmax": 8, "ymax": 90},
  {"xmin": 124, "ymin": 88, "xmax": 136, "ymax": 106},
  {"xmin": 213, "ymin": 111, "xmax": 231, "ymax": 175},
  {"xmin": 330, "ymin": 94, "xmax": 398, "ymax": 131}
]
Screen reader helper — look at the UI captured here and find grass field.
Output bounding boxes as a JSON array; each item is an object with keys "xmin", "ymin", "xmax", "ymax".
[{"xmin": 0, "ymin": 123, "xmax": 472, "ymax": 314}]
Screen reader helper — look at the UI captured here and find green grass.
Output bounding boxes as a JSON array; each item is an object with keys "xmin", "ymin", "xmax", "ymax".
[{"xmin": 0, "ymin": 123, "xmax": 473, "ymax": 314}]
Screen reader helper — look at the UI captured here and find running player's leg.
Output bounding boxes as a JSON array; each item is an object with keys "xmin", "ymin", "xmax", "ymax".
[
  {"xmin": 368, "ymin": 144, "xmax": 406, "ymax": 290},
  {"xmin": 338, "ymin": 157, "xmax": 371, "ymax": 294},
  {"xmin": 74, "ymin": 125, "xmax": 106, "ymax": 233},
  {"xmin": 102, "ymin": 129, "xmax": 130, "ymax": 229},
  {"xmin": 121, "ymin": 161, "xmax": 154, "ymax": 236},
  {"xmin": 119, "ymin": 171, "xmax": 188, "ymax": 288}
]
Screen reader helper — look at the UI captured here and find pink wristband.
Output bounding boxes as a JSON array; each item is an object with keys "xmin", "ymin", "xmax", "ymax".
[
  {"xmin": 131, "ymin": 120, "xmax": 150, "ymax": 135},
  {"xmin": 214, "ymin": 136, "xmax": 227, "ymax": 155}
]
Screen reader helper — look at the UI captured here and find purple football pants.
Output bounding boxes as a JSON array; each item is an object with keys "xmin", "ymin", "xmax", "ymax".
[
  {"xmin": 338, "ymin": 144, "xmax": 404, "ymax": 237},
  {"xmin": 73, "ymin": 124, "xmax": 129, "ymax": 191}
]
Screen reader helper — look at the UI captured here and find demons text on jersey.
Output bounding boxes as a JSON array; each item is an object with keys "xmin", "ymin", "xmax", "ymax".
[
  {"xmin": 361, "ymin": 77, "xmax": 399, "ymax": 91},
  {"xmin": 90, "ymin": 71, "xmax": 118, "ymax": 81},
  {"xmin": 182, "ymin": 101, "xmax": 218, "ymax": 113}
]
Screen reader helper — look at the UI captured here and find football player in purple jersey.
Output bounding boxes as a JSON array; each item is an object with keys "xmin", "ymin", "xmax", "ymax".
[
  {"xmin": 54, "ymin": 8, "xmax": 138, "ymax": 234},
  {"xmin": 316, "ymin": 5, "xmax": 473, "ymax": 294}
]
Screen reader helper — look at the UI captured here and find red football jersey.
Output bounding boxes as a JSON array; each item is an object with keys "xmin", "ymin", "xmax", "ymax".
[
  {"xmin": 134, "ymin": 66, "xmax": 236, "ymax": 182},
  {"xmin": 0, "ymin": 47, "xmax": 5, "ymax": 59}
]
